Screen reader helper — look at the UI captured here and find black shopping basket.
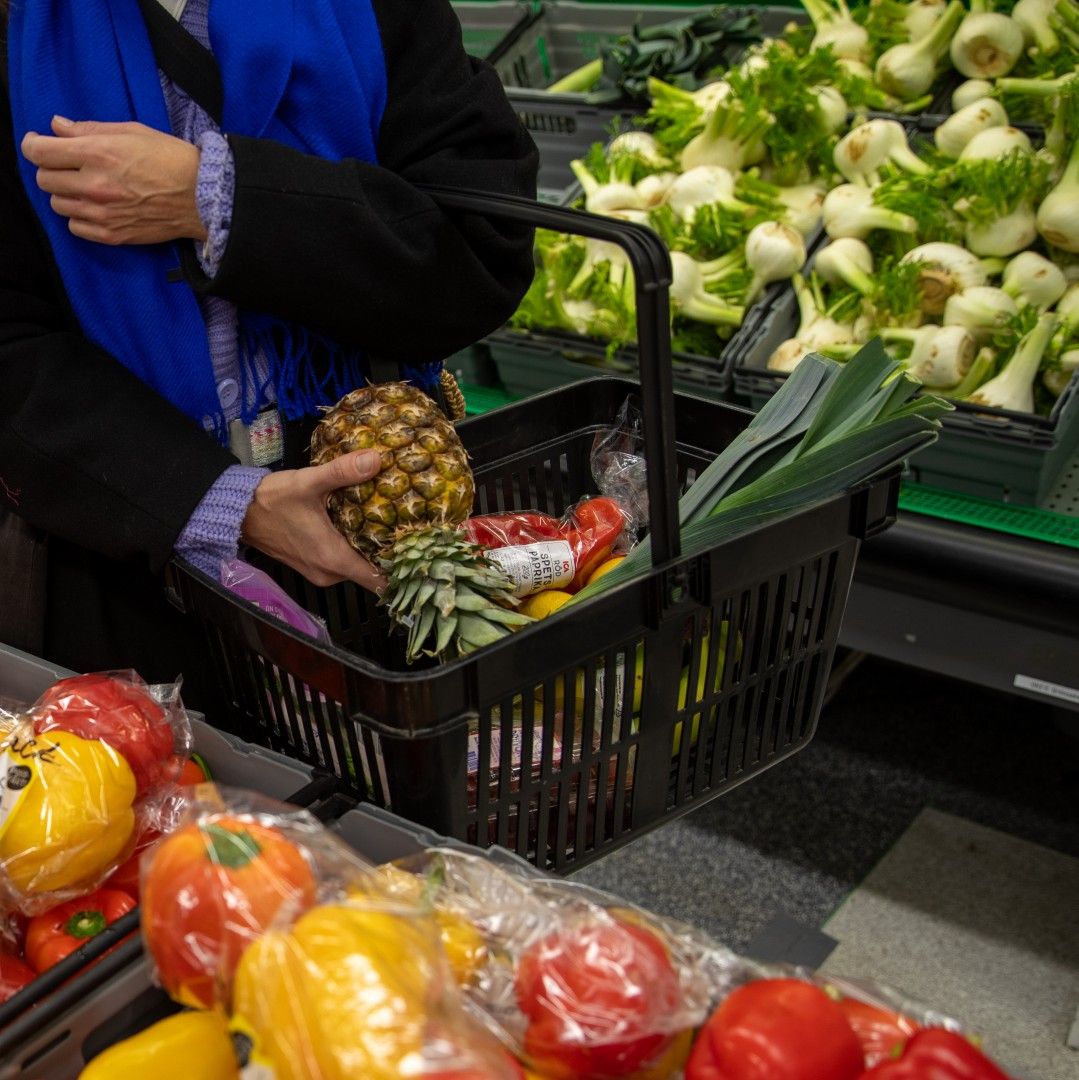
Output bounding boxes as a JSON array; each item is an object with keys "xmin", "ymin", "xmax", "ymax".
[{"xmin": 166, "ymin": 188, "xmax": 899, "ymax": 872}]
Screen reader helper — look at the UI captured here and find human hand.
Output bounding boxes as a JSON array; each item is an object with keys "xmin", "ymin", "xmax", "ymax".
[
  {"xmin": 241, "ymin": 451, "xmax": 387, "ymax": 595},
  {"xmin": 21, "ymin": 116, "xmax": 206, "ymax": 246}
]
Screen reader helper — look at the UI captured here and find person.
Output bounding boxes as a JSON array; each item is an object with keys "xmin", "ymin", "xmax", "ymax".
[{"xmin": 0, "ymin": 0, "xmax": 538, "ymax": 712}]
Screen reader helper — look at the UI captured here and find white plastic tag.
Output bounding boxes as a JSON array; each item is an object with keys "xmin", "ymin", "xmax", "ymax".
[{"xmin": 485, "ymin": 541, "xmax": 575, "ymax": 597}]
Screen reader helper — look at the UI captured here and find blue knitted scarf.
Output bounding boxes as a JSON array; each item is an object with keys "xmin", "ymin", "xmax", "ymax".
[{"xmin": 8, "ymin": 0, "xmax": 388, "ymax": 439}]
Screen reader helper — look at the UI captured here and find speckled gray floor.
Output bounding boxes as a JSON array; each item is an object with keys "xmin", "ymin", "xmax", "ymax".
[{"xmin": 572, "ymin": 656, "xmax": 1079, "ymax": 950}]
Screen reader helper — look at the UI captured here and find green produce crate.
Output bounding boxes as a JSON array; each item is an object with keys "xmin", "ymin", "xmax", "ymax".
[
  {"xmin": 487, "ymin": 326, "xmax": 733, "ymax": 400},
  {"xmin": 445, "ymin": 343, "xmax": 501, "ymax": 388}
]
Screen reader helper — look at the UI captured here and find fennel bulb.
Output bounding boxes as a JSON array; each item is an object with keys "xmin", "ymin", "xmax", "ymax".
[
  {"xmin": 950, "ymin": 11, "xmax": 1024, "ymax": 78},
  {"xmin": 952, "ymin": 79, "xmax": 994, "ymax": 112},
  {"xmin": 768, "ymin": 338, "xmax": 812, "ymax": 372},
  {"xmin": 567, "ymin": 238, "xmax": 632, "ymax": 300},
  {"xmin": 967, "ymin": 312, "xmax": 1058, "ymax": 411},
  {"xmin": 570, "ymin": 159, "xmax": 646, "ymax": 215},
  {"xmin": 744, "ymin": 222, "xmax": 806, "ymax": 303},
  {"xmin": 1044, "ymin": 348, "xmax": 1078, "ymax": 395},
  {"xmin": 665, "ymin": 166, "xmax": 748, "ymax": 221},
  {"xmin": 1011, "ymin": 0, "xmax": 1059, "ymax": 55},
  {"xmin": 636, "ymin": 172, "xmax": 678, "ymax": 208},
  {"xmin": 876, "ymin": 0, "xmax": 966, "ymax": 100},
  {"xmin": 679, "ymin": 101, "xmax": 771, "ymax": 173},
  {"xmin": 1036, "ymin": 121, "xmax": 1079, "ymax": 252},
  {"xmin": 776, "ymin": 184, "xmax": 826, "ymax": 238},
  {"xmin": 815, "ymin": 238, "xmax": 875, "ymax": 295},
  {"xmin": 944, "ymin": 286, "xmax": 1019, "ymax": 340},
  {"xmin": 906, "ymin": 0, "xmax": 949, "ymax": 40},
  {"xmin": 901, "ymin": 242, "xmax": 990, "ymax": 314},
  {"xmin": 835, "ymin": 119, "xmax": 930, "ymax": 185},
  {"xmin": 958, "ymin": 126, "xmax": 1033, "ymax": 161},
  {"xmin": 669, "ymin": 252, "xmax": 746, "ymax": 327},
  {"xmin": 1002, "ymin": 251, "xmax": 1068, "ymax": 309},
  {"xmin": 883, "ymin": 324, "xmax": 977, "ymax": 387},
  {"xmin": 823, "ymin": 184, "xmax": 918, "ymax": 240},
  {"xmin": 812, "ymin": 85, "xmax": 849, "ymax": 134},
  {"xmin": 608, "ymin": 132, "xmax": 670, "ymax": 172},
  {"xmin": 965, "ymin": 203, "xmax": 1038, "ymax": 257},
  {"xmin": 802, "ymin": 0, "xmax": 871, "ymax": 61},
  {"xmin": 934, "ymin": 98, "xmax": 1008, "ymax": 158}
]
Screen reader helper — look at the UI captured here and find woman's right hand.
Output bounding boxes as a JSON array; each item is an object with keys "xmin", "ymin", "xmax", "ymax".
[{"xmin": 241, "ymin": 450, "xmax": 385, "ymax": 594}]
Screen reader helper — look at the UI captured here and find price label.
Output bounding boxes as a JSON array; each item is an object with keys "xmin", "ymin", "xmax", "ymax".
[{"xmin": 485, "ymin": 541, "xmax": 575, "ymax": 598}]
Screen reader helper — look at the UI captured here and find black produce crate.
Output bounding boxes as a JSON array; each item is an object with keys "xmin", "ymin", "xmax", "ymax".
[
  {"xmin": 487, "ymin": 326, "xmax": 734, "ymax": 401},
  {"xmin": 0, "ymin": 798, "xmax": 532, "ymax": 1078},
  {"xmin": 0, "ymin": 644, "xmax": 330, "ymax": 1048},
  {"xmin": 732, "ymin": 274, "xmax": 1079, "ymax": 506},
  {"xmin": 166, "ymin": 189, "xmax": 900, "ymax": 873}
]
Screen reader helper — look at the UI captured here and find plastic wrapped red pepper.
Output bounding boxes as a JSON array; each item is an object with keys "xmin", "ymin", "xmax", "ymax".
[
  {"xmin": 858, "ymin": 1028, "xmax": 1012, "ymax": 1079},
  {"xmin": 31, "ymin": 673, "xmax": 182, "ymax": 795},
  {"xmin": 464, "ymin": 497, "xmax": 627, "ymax": 596},
  {"xmin": 25, "ymin": 887, "xmax": 137, "ymax": 972},
  {"xmin": 835, "ymin": 998, "xmax": 920, "ymax": 1067},
  {"xmin": 0, "ymin": 954, "xmax": 34, "ymax": 1004},
  {"xmin": 686, "ymin": 978, "xmax": 865, "ymax": 1080}
]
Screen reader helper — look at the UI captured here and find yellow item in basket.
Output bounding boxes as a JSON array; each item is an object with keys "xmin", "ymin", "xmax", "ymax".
[
  {"xmin": 585, "ymin": 555, "xmax": 626, "ymax": 586},
  {"xmin": 0, "ymin": 728, "xmax": 136, "ymax": 899},
  {"xmin": 230, "ymin": 903, "xmax": 441, "ymax": 1080},
  {"xmin": 79, "ymin": 1010, "xmax": 239, "ymax": 1080},
  {"xmin": 520, "ymin": 590, "xmax": 574, "ymax": 620}
]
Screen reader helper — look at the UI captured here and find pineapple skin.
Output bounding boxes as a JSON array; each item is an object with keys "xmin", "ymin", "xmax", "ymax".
[{"xmin": 310, "ymin": 383, "xmax": 475, "ymax": 557}]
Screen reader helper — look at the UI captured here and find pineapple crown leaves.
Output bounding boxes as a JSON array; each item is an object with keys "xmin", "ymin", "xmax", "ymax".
[{"xmin": 381, "ymin": 527, "xmax": 532, "ymax": 662}]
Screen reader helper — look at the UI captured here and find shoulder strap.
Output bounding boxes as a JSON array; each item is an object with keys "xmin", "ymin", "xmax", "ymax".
[{"xmin": 136, "ymin": 0, "xmax": 224, "ymax": 125}]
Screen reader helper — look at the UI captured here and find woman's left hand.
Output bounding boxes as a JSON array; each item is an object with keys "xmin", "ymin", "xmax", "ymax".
[{"xmin": 21, "ymin": 116, "xmax": 207, "ymax": 247}]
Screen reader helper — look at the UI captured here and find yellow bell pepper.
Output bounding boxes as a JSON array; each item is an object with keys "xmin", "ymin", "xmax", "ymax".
[
  {"xmin": 79, "ymin": 1010, "xmax": 239, "ymax": 1080},
  {"xmin": 230, "ymin": 903, "xmax": 443, "ymax": 1080},
  {"xmin": 0, "ymin": 728, "xmax": 136, "ymax": 898}
]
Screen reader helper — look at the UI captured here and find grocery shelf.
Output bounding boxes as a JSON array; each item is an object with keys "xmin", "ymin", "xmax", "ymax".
[{"xmin": 842, "ymin": 452, "xmax": 1079, "ymax": 712}]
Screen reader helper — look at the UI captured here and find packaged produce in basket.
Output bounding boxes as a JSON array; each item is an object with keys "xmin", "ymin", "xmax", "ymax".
[
  {"xmin": 0, "ymin": 671, "xmax": 193, "ymax": 914},
  {"xmin": 219, "ymin": 557, "xmax": 331, "ymax": 643},
  {"xmin": 590, "ymin": 397, "xmax": 649, "ymax": 537}
]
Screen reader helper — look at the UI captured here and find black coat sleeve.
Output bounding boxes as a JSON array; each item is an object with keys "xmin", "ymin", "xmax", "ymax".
[
  {"xmin": 186, "ymin": 0, "xmax": 539, "ymax": 362},
  {"xmin": 0, "ymin": 64, "xmax": 237, "ymax": 570}
]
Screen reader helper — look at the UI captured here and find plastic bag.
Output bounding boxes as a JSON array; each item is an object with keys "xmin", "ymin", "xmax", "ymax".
[
  {"xmin": 220, "ymin": 558, "xmax": 330, "ymax": 643},
  {"xmin": 0, "ymin": 672, "xmax": 192, "ymax": 914},
  {"xmin": 386, "ymin": 848, "xmax": 726, "ymax": 1080},
  {"xmin": 140, "ymin": 785, "xmax": 372, "ymax": 1010},
  {"xmin": 591, "ymin": 396, "xmax": 648, "ymax": 537},
  {"xmin": 464, "ymin": 496, "xmax": 630, "ymax": 598}
]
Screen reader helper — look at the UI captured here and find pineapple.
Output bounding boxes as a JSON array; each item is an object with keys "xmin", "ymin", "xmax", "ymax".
[{"xmin": 310, "ymin": 383, "xmax": 530, "ymax": 662}]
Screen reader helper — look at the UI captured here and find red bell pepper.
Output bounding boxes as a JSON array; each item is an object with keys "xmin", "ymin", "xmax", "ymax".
[
  {"xmin": 32, "ymin": 673, "xmax": 178, "ymax": 794},
  {"xmin": 858, "ymin": 1028, "xmax": 1012, "ymax": 1079},
  {"xmin": 686, "ymin": 978, "xmax": 866, "ymax": 1080},
  {"xmin": 25, "ymin": 888, "xmax": 137, "ymax": 973},
  {"xmin": 837, "ymin": 997, "xmax": 920, "ymax": 1067},
  {"xmin": 0, "ymin": 954, "xmax": 35, "ymax": 1004},
  {"xmin": 464, "ymin": 498, "xmax": 627, "ymax": 595},
  {"xmin": 515, "ymin": 916, "xmax": 682, "ymax": 1078}
]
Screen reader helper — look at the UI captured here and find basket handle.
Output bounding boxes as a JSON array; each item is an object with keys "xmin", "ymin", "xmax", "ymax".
[{"xmin": 420, "ymin": 184, "xmax": 681, "ymax": 569}]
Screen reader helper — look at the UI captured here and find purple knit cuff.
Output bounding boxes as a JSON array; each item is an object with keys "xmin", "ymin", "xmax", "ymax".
[
  {"xmin": 175, "ymin": 464, "xmax": 268, "ymax": 577},
  {"xmin": 194, "ymin": 130, "xmax": 236, "ymax": 276}
]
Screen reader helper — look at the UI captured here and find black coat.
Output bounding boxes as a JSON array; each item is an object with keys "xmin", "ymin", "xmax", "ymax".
[{"xmin": 0, "ymin": 0, "xmax": 537, "ymax": 710}]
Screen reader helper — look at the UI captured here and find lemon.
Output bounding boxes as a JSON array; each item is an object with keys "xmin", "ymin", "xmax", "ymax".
[
  {"xmin": 521, "ymin": 590, "xmax": 574, "ymax": 620},
  {"xmin": 586, "ymin": 555, "xmax": 626, "ymax": 586}
]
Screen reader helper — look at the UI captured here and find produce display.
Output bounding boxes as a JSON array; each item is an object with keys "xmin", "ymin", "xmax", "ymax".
[
  {"xmin": 62, "ymin": 792, "xmax": 1016, "ymax": 1079},
  {"xmin": 502, "ymin": 1, "xmax": 1079, "ymax": 418},
  {"xmin": 0, "ymin": 673, "xmax": 204, "ymax": 1004}
]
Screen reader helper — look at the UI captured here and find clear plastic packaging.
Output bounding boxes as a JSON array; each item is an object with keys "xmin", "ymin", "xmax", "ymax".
[
  {"xmin": 591, "ymin": 397, "xmax": 648, "ymax": 538},
  {"xmin": 385, "ymin": 848, "xmax": 726, "ymax": 1080},
  {"xmin": 220, "ymin": 558, "xmax": 331, "ymax": 643},
  {"xmin": 464, "ymin": 496, "xmax": 631, "ymax": 598},
  {"xmin": 140, "ymin": 785, "xmax": 372, "ymax": 1010},
  {"xmin": 0, "ymin": 672, "xmax": 193, "ymax": 914}
]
